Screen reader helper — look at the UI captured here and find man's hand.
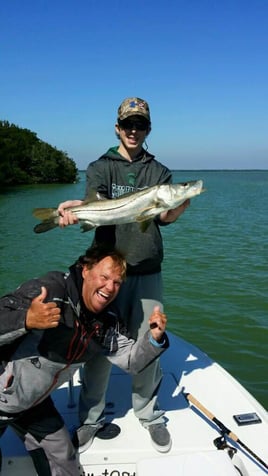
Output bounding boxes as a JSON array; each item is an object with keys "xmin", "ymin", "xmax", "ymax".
[
  {"xmin": 160, "ymin": 199, "xmax": 190, "ymax": 223},
  {"xmin": 57, "ymin": 200, "xmax": 83, "ymax": 227},
  {"xmin": 26, "ymin": 287, "xmax": 61, "ymax": 329},
  {"xmin": 149, "ymin": 306, "xmax": 167, "ymax": 342}
]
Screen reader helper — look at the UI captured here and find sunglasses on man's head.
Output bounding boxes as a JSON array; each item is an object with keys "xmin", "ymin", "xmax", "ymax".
[{"xmin": 118, "ymin": 119, "xmax": 149, "ymax": 131}]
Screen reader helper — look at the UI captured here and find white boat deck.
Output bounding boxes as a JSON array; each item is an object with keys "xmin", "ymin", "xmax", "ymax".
[{"xmin": 1, "ymin": 333, "xmax": 268, "ymax": 475}]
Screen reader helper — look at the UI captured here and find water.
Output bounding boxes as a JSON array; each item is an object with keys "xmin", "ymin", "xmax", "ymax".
[{"xmin": 0, "ymin": 170, "xmax": 267, "ymax": 409}]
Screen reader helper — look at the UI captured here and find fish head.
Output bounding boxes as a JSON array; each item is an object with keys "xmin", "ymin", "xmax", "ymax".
[{"xmin": 157, "ymin": 180, "xmax": 204, "ymax": 208}]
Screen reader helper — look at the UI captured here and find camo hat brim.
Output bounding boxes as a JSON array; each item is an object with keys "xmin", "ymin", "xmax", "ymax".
[{"xmin": 117, "ymin": 97, "xmax": 151, "ymax": 122}]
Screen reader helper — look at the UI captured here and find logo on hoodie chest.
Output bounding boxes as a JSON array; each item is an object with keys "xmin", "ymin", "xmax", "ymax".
[{"xmin": 111, "ymin": 181, "xmax": 136, "ymax": 198}]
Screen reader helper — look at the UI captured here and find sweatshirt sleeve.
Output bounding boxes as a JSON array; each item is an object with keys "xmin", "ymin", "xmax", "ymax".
[
  {"xmin": 85, "ymin": 160, "xmax": 110, "ymax": 198},
  {"xmin": 106, "ymin": 330, "xmax": 169, "ymax": 375},
  {"xmin": 0, "ymin": 295, "xmax": 28, "ymax": 346},
  {"xmin": 0, "ymin": 279, "xmax": 42, "ymax": 346}
]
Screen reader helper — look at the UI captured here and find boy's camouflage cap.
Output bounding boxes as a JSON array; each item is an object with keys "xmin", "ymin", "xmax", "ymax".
[{"xmin": 117, "ymin": 97, "xmax": 151, "ymax": 122}]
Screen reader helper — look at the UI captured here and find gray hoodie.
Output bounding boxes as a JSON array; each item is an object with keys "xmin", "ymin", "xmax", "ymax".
[{"xmin": 85, "ymin": 147, "xmax": 172, "ymax": 275}]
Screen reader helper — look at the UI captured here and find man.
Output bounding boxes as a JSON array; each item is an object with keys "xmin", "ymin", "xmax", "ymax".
[
  {"xmin": 58, "ymin": 97, "xmax": 189, "ymax": 453},
  {"xmin": 0, "ymin": 244, "xmax": 168, "ymax": 475}
]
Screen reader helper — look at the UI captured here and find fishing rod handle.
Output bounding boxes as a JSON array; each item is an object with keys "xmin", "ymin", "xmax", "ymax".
[
  {"xmin": 185, "ymin": 393, "xmax": 215, "ymax": 420},
  {"xmin": 185, "ymin": 393, "xmax": 239, "ymax": 441}
]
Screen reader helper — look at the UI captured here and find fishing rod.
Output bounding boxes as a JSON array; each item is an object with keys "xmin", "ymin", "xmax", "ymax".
[{"xmin": 182, "ymin": 390, "xmax": 268, "ymax": 471}]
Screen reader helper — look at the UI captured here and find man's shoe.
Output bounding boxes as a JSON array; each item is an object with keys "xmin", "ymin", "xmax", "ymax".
[
  {"xmin": 148, "ymin": 423, "xmax": 172, "ymax": 453},
  {"xmin": 72, "ymin": 424, "xmax": 103, "ymax": 454}
]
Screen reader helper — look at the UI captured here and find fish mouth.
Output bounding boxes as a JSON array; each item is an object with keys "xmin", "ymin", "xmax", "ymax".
[{"xmin": 188, "ymin": 180, "xmax": 205, "ymax": 194}]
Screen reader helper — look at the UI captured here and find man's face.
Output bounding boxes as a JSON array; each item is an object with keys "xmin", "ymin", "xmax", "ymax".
[{"xmin": 82, "ymin": 256, "xmax": 123, "ymax": 313}]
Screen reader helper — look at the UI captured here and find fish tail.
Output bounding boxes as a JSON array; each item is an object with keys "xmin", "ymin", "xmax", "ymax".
[
  {"xmin": 33, "ymin": 208, "xmax": 59, "ymax": 233},
  {"xmin": 34, "ymin": 219, "xmax": 59, "ymax": 234},
  {"xmin": 32, "ymin": 208, "xmax": 58, "ymax": 220}
]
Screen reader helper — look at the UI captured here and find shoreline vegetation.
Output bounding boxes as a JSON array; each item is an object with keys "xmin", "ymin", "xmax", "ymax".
[
  {"xmin": 0, "ymin": 121, "xmax": 78, "ymax": 185},
  {"xmin": 1, "ymin": 121, "xmax": 266, "ymax": 187}
]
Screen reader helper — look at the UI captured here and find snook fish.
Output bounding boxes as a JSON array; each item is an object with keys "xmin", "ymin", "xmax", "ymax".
[{"xmin": 33, "ymin": 180, "xmax": 204, "ymax": 234}]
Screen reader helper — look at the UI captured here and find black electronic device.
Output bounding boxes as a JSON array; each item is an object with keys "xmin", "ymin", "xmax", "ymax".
[{"xmin": 233, "ymin": 412, "xmax": 262, "ymax": 426}]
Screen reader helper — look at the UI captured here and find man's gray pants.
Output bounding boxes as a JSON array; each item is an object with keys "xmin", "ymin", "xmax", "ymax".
[{"xmin": 0, "ymin": 397, "xmax": 79, "ymax": 475}]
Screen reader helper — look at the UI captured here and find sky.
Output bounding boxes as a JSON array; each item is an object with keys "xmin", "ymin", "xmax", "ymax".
[{"xmin": 1, "ymin": 0, "xmax": 268, "ymax": 170}]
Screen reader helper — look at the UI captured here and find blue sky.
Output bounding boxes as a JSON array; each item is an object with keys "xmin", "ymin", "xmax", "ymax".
[{"xmin": 1, "ymin": 0, "xmax": 268, "ymax": 170}]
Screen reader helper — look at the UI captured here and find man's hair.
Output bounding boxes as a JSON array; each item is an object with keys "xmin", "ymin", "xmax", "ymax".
[{"xmin": 77, "ymin": 243, "xmax": 127, "ymax": 280}]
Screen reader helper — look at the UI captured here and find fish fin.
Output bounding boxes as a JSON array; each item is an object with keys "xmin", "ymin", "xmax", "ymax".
[
  {"xmin": 33, "ymin": 208, "xmax": 58, "ymax": 220},
  {"xmin": 96, "ymin": 192, "xmax": 107, "ymax": 201},
  {"xmin": 135, "ymin": 205, "xmax": 156, "ymax": 221},
  {"xmin": 34, "ymin": 220, "xmax": 58, "ymax": 234},
  {"xmin": 80, "ymin": 222, "xmax": 96, "ymax": 233},
  {"xmin": 83, "ymin": 190, "xmax": 107, "ymax": 204},
  {"xmin": 139, "ymin": 220, "xmax": 153, "ymax": 232}
]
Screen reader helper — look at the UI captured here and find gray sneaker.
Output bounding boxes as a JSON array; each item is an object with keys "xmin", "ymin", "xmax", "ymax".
[
  {"xmin": 148, "ymin": 423, "xmax": 172, "ymax": 453},
  {"xmin": 72, "ymin": 424, "xmax": 103, "ymax": 454}
]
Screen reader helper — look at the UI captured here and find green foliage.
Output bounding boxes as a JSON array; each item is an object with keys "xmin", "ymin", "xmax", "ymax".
[{"xmin": 0, "ymin": 120, "xmax": 78, "ymax": 185}]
